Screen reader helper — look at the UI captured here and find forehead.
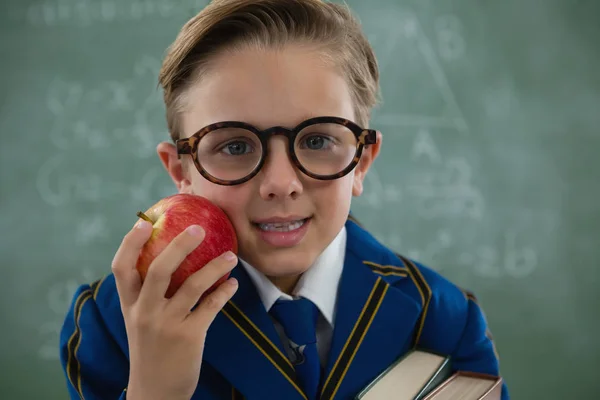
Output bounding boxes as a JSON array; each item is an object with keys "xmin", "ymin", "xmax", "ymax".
[{"xmin": 180, "ymin": 45, "xmax": 355, "ymax": 137}]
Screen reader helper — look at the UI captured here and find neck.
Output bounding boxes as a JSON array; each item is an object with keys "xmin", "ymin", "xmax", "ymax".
[{"xmin": 267, "ymin": 273, "xmax": 302, "ymax": 295}]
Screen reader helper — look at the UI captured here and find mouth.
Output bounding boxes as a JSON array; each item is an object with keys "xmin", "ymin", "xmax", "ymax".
[{"xmin": 252, "ymin": 217, "xmax": 311, "ymax": 232}]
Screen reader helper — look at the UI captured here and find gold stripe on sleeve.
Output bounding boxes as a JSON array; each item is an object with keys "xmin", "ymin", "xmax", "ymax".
[
  {"xmin": 91, "ymin": 276, "xmax": 106, "ymax": 301},
  {"xmin": 397, "ymin": 254, "xmax": 432, "ymax": 348},
  {"xmin": 66, "ymin": 288, "xmax": 93, "ymax": 399},
  {"xmin": 461, "ymin": 289, "xmax": 500, "ymax": 362},
  {"xmin": 231, "ymin": 385, "xmax": 244, "ymax": 400}
]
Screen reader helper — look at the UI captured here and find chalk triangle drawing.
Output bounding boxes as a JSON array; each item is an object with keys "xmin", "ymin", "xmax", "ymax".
[{"xmin": 366, "ymin": 9, "xmax": 469, "ymax": 135}]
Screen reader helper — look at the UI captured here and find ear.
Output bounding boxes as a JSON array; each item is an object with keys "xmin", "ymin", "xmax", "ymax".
[
  {"xmin": 156, "ymin": 141, "xmax": 194, "ymax": 194},
  {"xmin": 352, "ymin": 131, "xmax": 382, "ymax": 197}
]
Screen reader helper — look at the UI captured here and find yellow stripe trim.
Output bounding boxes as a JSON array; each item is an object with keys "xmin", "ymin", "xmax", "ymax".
[
  {"xmin": 221, "ymin": 302, "xmax": 307, "ymax": 400},
  {"xmin": 372, "ymin": 270, "xmax": 408, "ymax": 277},
  {"xmin": 328, "ymin": 283, "xmax": 389, "ymax": 400},
  {"xmin": 93, "ymin": 276, "xmax": 106, "ymax": 300},
  {"xmin": 75, "ymin": 294, "xmax": 93, "ymax": 396},
  {"xmin": 321, "ymin": 278, "xmax": 387, "ymax": 397},
  {"xmin": 231, "ymin": 385, "xmax": 242, "ymax": 400},
  {"xmin": 402, "ymin": 257, "xmax": 431, "ymax": 347},
  {"xmin": 231, "ymin": 384, "xmax": 244, "ymax": 400},
  {"xmin": 66, "ymin": 289, "xmax": 93, "ymax": 399},
  {"xmin": 347, "ymin": 213, "xmax": 363, "ymax": 227},
  {"xmin": 462, "ymin": 290, "xmax": 500, "ymax": 362},
  {"xmin": 405, "ymin": 264, "xmax": 425, "ymax": 306},
  {"xmin": 362, "ymin": 261, "xmax": 409, "ymax": 272}
]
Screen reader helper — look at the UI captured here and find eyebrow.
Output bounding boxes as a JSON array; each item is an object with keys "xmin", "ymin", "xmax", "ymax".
[
  {"xmin": 292, "ymin": 113, "xmax": 333, "ymax": 127},
  {"xmin": 190, "ymin": 113, "xmax": 335, "ymax": 135},
  {"xmin": 232, "ymin": 113, "xmax": 327, "ymax": 130}
]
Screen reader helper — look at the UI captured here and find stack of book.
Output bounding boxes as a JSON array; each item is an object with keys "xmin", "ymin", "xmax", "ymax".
[{"xmin": 355, "ymin": 349, "xmax": 503, "ymax": 400}]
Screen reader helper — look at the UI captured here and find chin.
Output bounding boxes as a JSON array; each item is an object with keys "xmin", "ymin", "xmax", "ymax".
[{"xmin": 244, "ymin": 246, "xmax": 317, "ymax": 277}]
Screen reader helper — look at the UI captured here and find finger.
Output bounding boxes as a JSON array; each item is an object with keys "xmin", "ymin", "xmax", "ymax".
[
  {"xmin": 188, "ymin": 276, "xmax": 239, "ymax": 329},
  {"xmin": 137, "ymin": 224, "xmax": 205, "ymax": 307},
  {"xmin": 167, "ymin": 251, "xmax": 238, "ymax": 317},
  {"xmin": 111, "ymin": 220, "xmax": 153, "ymax": 308}
]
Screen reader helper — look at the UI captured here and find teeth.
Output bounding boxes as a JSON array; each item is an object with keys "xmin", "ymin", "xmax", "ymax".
[{"xmin": 258, "ymin": 219, "xmax": 305, "ymax": 232}]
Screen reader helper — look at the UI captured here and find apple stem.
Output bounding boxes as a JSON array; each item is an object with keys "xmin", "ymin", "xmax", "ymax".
[{"xmin": 136, "ymin": 211, "xmax": 153, "ymax": 223}]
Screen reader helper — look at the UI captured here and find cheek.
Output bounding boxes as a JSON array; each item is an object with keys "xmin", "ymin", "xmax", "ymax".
[
  {"xmin": 312, "ymin": 174, "xmax": 354, "ymax": 215},
  {"xmin": 190, "ymin": 175, "xmax": 251, "ymax": 223}
]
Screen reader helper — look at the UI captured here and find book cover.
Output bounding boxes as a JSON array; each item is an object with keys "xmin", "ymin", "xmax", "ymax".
[{"xmin": 355, "ymin": 349, "xmax": 452, "ymax": 400}]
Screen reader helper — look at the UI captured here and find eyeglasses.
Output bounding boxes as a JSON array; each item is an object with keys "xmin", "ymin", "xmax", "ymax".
[{"xmin": 176, "ymin": 116, "xmax": 378, "ymax": 186}]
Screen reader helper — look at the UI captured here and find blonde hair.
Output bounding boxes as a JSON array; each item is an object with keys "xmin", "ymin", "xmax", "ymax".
[{"xmin": 158, "ymin": 0, "xmax": 380, "ymax": 141}]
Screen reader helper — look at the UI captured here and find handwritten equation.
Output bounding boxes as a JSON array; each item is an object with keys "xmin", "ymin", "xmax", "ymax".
[
  {"xmin": 47, "ymin": 56, "xmax": 165, "ymax": 156},
  {"xmin": 353, "ymin": 125, "xmax": 548, "ymax": 280},
  {"xmin": 37, "ymin": 55, "xmax": 175, "ymax": 253},
  {"xmin": 371, "ymin": 228, "xmax": 539, "ymax": 279},
  {"xmin": 9, "ymin": 0, "xmax": 209, "ymax": 27},
  {"xmin": 362, "ymin": 129, "xmax": 484, "ymax": 220}
]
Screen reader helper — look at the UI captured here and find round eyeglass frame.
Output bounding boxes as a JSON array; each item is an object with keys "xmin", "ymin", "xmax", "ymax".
[{"xmin": 175, "ymin": 116, "xmax": 378, "ymax": 186}]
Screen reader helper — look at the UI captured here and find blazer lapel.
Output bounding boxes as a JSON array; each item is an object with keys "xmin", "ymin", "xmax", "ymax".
[
  {"xmin": 204, "ymin": 264, "xmax": 308, "ymax": 400},
  {"xmin": 319, "ymin": 220, "xmax": 424, "ymax": 400}
]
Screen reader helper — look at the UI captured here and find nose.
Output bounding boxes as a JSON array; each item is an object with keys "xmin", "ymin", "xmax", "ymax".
[{"xmin": 258, "ymin": 136, "xmax": 303, "ymax": 201}]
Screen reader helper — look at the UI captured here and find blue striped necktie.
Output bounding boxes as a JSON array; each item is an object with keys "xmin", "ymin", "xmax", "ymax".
[{"xmin": 270, "ymin": 297, "xmax": 321, "ymax": 400}]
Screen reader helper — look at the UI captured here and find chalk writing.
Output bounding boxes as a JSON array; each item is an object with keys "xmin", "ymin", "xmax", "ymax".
[
  {"xmin": 369, "ymin": 229, "xmax": 452, "ymax": 274},
  {"xmin": 359, "ymin": 129, "xmax": 484, "ymax": 220},
  {"xmin": 76, "ymin": 214, "xmax": 110, "ymax": 245},
  {"xmin": 38, "ymin": 321, "xmax": 61, "ymax": 360},
  {"xmin": 39, "ymin": 267, "xmax": 96, "ymax": 360},
  {"xmin": 416, "ymin": 230, "xmax": 453, "ymax": 269},
  {"xmin": 128, "ymin": 167, "xmax": 175, "ymax": 207},
  {"xmin": 46, "ymin": 57, "xmax": 165, "ymax": 154},
  {"xmin": 411, "ymin": 128, "xmax": 442, "ymax": 164},
  {"xmin": 408, "ymin": 130, "xmax": 484, "ymax": 219},
  {"xmin": 368, "ymin": 10, "xmax": 468, "ymax": 135},
  {"xmin": 36, "ymin": 155, "xmax": 122, "ymax": 207},
  {"xmin": 411, "ymin": 14, "xmax": 468, "ymax": 135},
  {"xmin": 360, "ymin": 166, "xmax": 403, "ymax": 209},
  {"xmin": 372, "ymin": 229, "xmax": 538, "ymax": 279},
  {"xmin": 434, "ymin": 15, "xmax": 466, "ymax": 61},
  {"xmin": 367, "ymin": 23, "xmax": 404, "ymax": 75},
  {"xmin": 406, "ymin": 157, "xmax": 484, "ymax": 220},
  {"xmin": 17, "ymin": 0, "xmax": 208, "ymax": 27},
  {"xmin": 459, "ymin": 231, "xmax": 538, "ymax": 278},
  {"xmin": 36, "ymin": 153, "xmax": 171, "ymax": 208}
]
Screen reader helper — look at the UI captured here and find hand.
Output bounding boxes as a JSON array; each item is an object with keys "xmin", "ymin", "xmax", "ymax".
[{"xmin": 111, "ymin": 220, "xmax": 239, "ymax": 400}]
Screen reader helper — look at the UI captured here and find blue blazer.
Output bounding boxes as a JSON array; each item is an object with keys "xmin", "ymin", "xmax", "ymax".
[{"xmin": 60, "ymin": 217, "xmax": 509, "ymax": 399}]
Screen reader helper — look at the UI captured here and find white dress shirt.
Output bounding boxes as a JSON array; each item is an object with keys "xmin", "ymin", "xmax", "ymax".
[{"xmin": 239, "ymin": 226, "xmax": 347, "ymax": 366}]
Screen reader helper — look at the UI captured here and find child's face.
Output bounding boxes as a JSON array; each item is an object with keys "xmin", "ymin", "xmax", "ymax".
[{"xmin": 158, "ymin": 44, "xmax": 381, "ymax": 287}]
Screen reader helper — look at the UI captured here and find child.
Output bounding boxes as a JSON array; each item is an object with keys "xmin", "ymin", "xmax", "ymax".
[{"xmin": 60, "ymin": 0, "xmax": 509, "ymax": 399}]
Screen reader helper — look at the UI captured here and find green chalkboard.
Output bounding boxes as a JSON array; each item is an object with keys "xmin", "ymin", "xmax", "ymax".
[{"xmin": 1, "ymin": 0, "xmax": 599, "ymax": 398}]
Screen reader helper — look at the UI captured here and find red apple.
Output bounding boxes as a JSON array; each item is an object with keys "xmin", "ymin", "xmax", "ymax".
[{"xmin": 135, "ymin": 193, "xmax": 238, "ymax": 299}]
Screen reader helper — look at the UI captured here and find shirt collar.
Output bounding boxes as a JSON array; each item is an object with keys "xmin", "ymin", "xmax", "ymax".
[{"xmin": 239, "ymin": 226, "xmax": 347, "ymax": 327}]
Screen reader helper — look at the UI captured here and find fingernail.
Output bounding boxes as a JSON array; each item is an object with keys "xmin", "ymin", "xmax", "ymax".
[
  {"xmin": 223, "ymin": 251, "xmax": 237, "ymax": 261},
  {"xmin": 136, "ymin": 220, "xmax": 150, "ymax": 229},
  {"xmin": 227, "ymin": 277, "xmax": 238, "ymax": 286},
  {"xmin": 186, "ymin": 225, "xmax": 203, "ymax": 236}
]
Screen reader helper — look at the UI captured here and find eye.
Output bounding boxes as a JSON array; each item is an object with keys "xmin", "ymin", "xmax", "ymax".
[
  {"xmin": 300, "ymin": 135, "xmax": 334, "ymax": 150},
  {"xmin": 219, "ymin": 140, "xmax": 255, "ymax": 155}
]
